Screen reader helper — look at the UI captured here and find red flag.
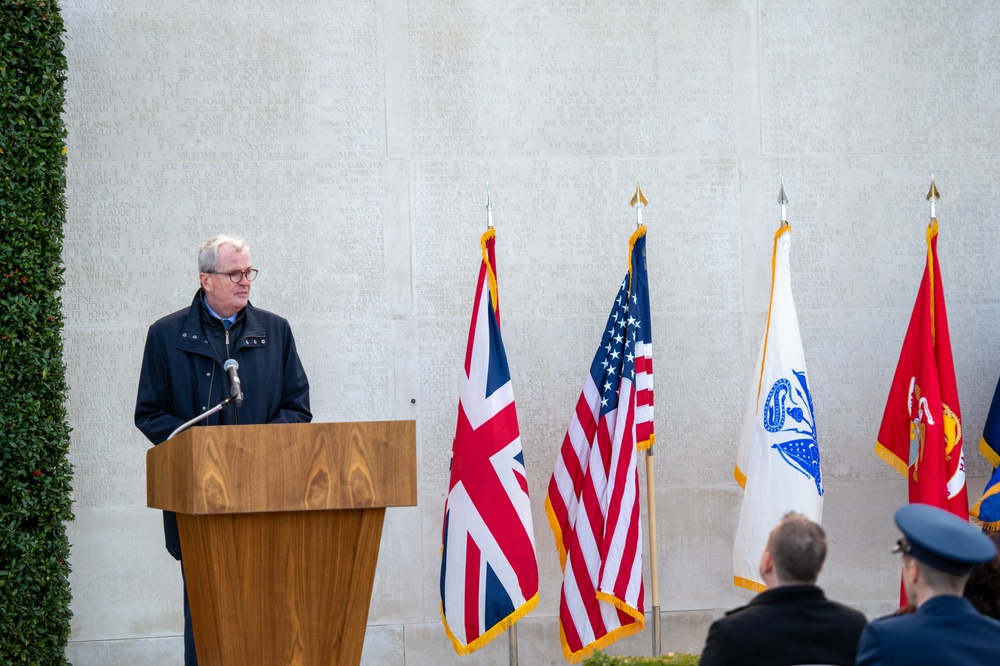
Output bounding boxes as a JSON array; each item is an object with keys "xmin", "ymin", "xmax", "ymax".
[{"xmin": 876, "ymin": 220, "xmax": 968, "ymax": 516}]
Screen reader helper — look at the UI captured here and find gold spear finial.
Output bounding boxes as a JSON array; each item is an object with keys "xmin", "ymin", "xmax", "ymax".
[
  {"xmin": 926, "ymin": 176, "xmax": 939, "ymax": 220},
  {"xmin": 630, "ymin": 182, "xmax": 648, "ymax": 228},
  {"xmin": 630, "ymin": 182, "xmax": 648, "ymax": 208},
  {"xmin": 926, "ymin": 176, "xmax": 940, "ymax": 202}
]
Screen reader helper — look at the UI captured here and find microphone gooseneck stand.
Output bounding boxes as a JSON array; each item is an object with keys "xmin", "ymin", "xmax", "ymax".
[{"xmin": 167, "ymin": 395, "xmax": 239, "ymax": 441}]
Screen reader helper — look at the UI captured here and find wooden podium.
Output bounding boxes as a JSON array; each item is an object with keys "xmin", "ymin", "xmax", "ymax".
[{"xmin": 146, "ymin": 421, "xmax": 416, "ymax": 666}]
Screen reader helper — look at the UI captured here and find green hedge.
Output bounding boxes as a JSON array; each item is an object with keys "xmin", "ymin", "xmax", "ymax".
[
  {"xmin": 0, "ymin": 0, "xmax": 74, "ymax": 663},
  {"xmin": 583, "ymin": 652, "xmax": 700, "ymax": 666}
]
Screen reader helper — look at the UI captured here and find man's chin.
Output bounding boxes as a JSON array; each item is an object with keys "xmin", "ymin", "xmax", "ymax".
[{"xmin": 225, "ymin": 299, "xmax": 248, "ymax": 314}]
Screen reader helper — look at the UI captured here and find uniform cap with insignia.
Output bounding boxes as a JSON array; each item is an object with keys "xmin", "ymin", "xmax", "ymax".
[{"xmin": 892, "ymin": 503, "xmax": 998, "ymax": 575}]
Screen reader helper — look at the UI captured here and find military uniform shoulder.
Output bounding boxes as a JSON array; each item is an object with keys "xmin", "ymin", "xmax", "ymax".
[{"xmin": 865, "ymin": 611, "xmax": 910, "ymax": 628}]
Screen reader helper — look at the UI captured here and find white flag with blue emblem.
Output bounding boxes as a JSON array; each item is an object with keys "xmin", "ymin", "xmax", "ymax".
[{"xmin": 733, "ymin": 223, "xmax": 824, "ymax": 591}]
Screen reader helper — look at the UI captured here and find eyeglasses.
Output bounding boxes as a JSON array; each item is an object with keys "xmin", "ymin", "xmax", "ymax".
[
  {"xmin": 892, "ymin": 538, "xmax": 912, "ymax": 555},
  {"xmin": 205, "ymin": 268, "xmax": 259, "ymax": 283}
]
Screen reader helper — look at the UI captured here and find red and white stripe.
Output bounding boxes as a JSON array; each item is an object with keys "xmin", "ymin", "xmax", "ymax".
[
  {"xmin": 547, "ymin": 375, "xmax": 644, "ymax": 662},
  {"xmin": 634, "ymin": 340, "xmax": 655, "ymax": 448}
]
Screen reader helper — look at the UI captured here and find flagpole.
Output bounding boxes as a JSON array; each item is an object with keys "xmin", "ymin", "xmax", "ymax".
[
  {"xmin": 645, "ymin": 446, "xmax": 661, "ymax": 657},
  {"xmin": 631, "ymin": 182, "xmax": 660, "ymax": 656},
  {"xmin": 487, "ymin": 182, "xmax": 522, "ymax": 666},
  {"xmin": 927, "ymin": 176, "xmax": 939, "ymax": 221},
  {"xmin": 486, "ymin": 182, "xmax": 494, "ymax": 228}
]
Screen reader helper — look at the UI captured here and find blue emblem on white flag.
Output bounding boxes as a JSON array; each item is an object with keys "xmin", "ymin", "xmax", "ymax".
[{"xmin": 763, "ymin": 370, "xmax": 822, "ymax": 496}]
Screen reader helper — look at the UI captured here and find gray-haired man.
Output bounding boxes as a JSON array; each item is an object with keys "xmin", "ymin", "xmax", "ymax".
[{"xmin": 135, "ymin": 234, "xmax": 311, "ymax": 664}]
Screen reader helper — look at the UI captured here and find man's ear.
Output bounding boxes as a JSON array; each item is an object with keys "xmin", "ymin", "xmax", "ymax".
[{"xmin": 760, "ymin": 549, "xmax": 774, "ymax": 575}]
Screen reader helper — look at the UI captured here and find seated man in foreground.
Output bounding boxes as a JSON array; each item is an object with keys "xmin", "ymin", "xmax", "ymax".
[
  {"xmin": 699, "ymin": 512, "xmax": 867, "ymax": 666},
  {"xmin": 855, "ymin": 503, "xmax": 1000, "ymax": 665}
]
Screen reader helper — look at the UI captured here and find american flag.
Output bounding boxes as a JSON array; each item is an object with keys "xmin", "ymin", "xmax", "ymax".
[
  {"xmin": 440, "ymin": 228, "xmax": 539, "ymax": 654},
  {"xmin": 546, "ymin": 227, "xmax": 654, "ymax": 663}
]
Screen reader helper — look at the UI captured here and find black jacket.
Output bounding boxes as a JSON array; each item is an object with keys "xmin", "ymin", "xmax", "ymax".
[
  {"xmin": 135, "ymin": 290, "xmax": 311, "ymax": 558},
  {"xmin": 699, "ymin": 584, "xmax": 867, "ymax": 666}
]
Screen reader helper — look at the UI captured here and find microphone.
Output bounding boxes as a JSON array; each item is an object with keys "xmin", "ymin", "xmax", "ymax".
[{"xmin": 223, "ymin": 359, "xmax": 243, "ymax": 408}]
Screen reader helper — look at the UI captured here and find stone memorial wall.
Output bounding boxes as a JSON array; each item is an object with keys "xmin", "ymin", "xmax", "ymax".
[{"xmin": 59, "ymin": 0, "xmax": 1000, "ymax": 663}]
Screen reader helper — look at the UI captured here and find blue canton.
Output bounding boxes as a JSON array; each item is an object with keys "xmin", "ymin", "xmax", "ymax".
[{"xmin": 589, "ymin": 276, "xmax": 638, "ymax": 418}]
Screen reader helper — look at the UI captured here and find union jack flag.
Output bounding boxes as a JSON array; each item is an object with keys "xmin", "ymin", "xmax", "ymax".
[
  {"xmin": 546, "ymin": 226, "xmax": 654, "ymax": 663},
  {"xmin": 440, "ymin": 227, "xmax": 539, "ymax": 654}
]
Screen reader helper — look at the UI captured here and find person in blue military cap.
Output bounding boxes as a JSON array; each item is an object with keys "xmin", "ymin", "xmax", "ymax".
[{"xmin": 856, "ymin": 503, "xmax": 1000, "ymax": 665}]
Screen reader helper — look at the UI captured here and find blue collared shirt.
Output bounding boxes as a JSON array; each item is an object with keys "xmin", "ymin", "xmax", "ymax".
[{"xmin": 203, "ymin": 296, "xmax": 237, "ymax": 328}]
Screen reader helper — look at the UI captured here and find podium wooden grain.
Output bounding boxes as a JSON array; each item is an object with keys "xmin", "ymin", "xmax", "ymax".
[{"xmin": 146, "ymin": 421, "xmax": 416, "ymax": 666}]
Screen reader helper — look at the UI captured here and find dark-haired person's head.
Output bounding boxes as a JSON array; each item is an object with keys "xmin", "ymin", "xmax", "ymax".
[
  {"xmin": 760, "ymin": 512, "xmax": 827, "ymax": 587},
  {"xmin": 963, "ymin": 530, "xmax": 1000, "ymax": 620}
]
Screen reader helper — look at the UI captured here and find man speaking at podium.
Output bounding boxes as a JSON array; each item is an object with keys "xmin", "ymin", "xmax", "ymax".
[{"xmin": 134, "ymin": 234, "xmax": 311, "ymax": 665}]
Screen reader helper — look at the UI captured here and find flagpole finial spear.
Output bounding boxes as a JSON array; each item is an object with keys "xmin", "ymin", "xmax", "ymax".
[
  {"xmin": 778, "ymin": 178, "xmax": 789, "ymax": 227},
  {"xmin": 629, "ymin": 181, "xmax": 648, "ymax": 229},
  {"xmin": 926, "ymin": 175, "xmax": 940, "ymax": 221},
  {"xmin": 486, "ymin": 182, "xmax": 494, "ymax": 229}
]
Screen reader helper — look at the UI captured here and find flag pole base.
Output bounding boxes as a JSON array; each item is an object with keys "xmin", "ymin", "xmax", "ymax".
[{"xmin": 651, "ymin": 605, "xmax": 661, "ymax": 656}]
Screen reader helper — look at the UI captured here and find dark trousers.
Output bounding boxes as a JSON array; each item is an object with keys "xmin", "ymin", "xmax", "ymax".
[{"xmin": 180, "ymin": 561, "xmax": 199, "ymax": 666}]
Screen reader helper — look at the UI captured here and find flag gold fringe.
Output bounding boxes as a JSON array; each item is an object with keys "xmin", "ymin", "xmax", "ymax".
[
  {"xmin": 734, "ymin": 576, "xmax": 767, "ymax": 593},
  {"xmin": 755, "ymin": 224, "xmax": 793, "ymax": 407},
  {"xmin": 480, "ymin": 227, "xmax": 499, "ymax": 314},
  {"xmin": 441, "ymin": 592, "xmax": 539, "ymax": 656},
  {"xmin": 629, "ymin": 224, "xmax": 652, "ymax": 457},
  {"xmin": 627, "ymin": 224, "xmax": 646, "ymax": 277},
  {"xmin": 970, "ymin": 480, "xmax": 1000, "ymax": 532},
  {"xmin": 545, "ymin": 494, "xmax": 568, "ymax": 570},
  {"xmin": 972, "ymin": 518, "xmax": 1000, "ymax": 532},
  {"xmin": 926, "ymin": 221, "xmax": 937, "ymax": 346},
  {"xmin": 595, "ymin": 591, "xmax": 645, "ymax": 624},
  {"xmin": 734, "ymin": 465, "xmax": 747, "ymax": 489},
  {"xmin": 980, "ymin": 436, "xmax": 1000, "ymax": 469},
  {"xmin": 874, "ymin": 441, "xmax": 909, "ymax": 478},
  {"xmin": 559, "ymin": 610, "xmax": 645, "ymax": 664}
]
